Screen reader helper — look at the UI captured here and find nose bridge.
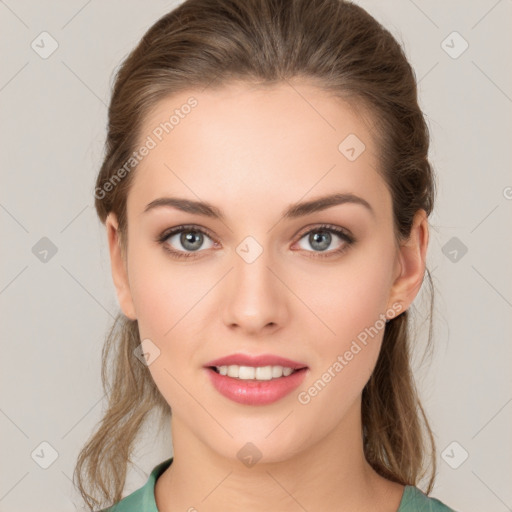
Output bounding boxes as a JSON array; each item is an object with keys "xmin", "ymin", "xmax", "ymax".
[{"xmin": 222, "ymin": 235, "xmax": 287, "ymax": 331}]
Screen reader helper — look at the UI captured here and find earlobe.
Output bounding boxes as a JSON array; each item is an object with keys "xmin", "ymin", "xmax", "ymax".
[
  {"xmin": 386, "ymin": 209, "xmax": 429, "ymax": 317},
  {"xmin": 105, "ymin": 213, "xmax": 137, "ymax": 320}
]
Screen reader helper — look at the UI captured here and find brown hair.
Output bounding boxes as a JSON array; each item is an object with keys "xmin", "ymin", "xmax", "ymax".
[{"xmin": 74, "ymin": 0, "xmax": 437, "ymax": 509}]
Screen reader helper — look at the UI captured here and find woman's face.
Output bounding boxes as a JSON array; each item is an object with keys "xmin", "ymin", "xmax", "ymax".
[{"xmin": 107, "ymin": 81, "xmax": 422, "ymax": 464}]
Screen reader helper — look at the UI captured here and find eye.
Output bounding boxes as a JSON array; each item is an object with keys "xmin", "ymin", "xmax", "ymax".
[
  {"xmin": 157, "ymin": 223, "xmax": 355, "ymax": 260},
  {"xmin": 294, "ymin": 224, "xmax": 355, "ymax": 258},
  {"xmin": 157, "ymin": 225, "xmax": 216, "ymax": 259}
]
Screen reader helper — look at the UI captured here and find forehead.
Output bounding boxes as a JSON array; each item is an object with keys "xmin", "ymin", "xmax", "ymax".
[{"xmin": 128, "ymin": 81, "xmax": 389, "ymax": 220}]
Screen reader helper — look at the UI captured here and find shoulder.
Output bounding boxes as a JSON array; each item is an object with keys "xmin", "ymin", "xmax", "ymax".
[
  {"xmin": 398, "ymin": 485, "xmax": 458, "ymax": 512},
  {"xmin": 97, "ymin": 457, "xmax": 174, "ymax": 512}
]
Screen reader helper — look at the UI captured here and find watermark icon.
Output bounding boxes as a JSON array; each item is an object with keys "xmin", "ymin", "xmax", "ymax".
[
  {"xmin": 236, "ymin": 236, "xmax": 264, "ymax": 264},
  {"xmin": 441, "ymin": 236, "xmax": 468, "ymax": 263},
  {"xmin": 441, "ymin": 441, "xmax": 469, "ymax": 469},
  {"xmin": 503, "ymin": 186, "xmax": 512, "ymax": 200},
  {"xmin": 31, "ymin": 31, "xmax": 59, "ymax": 59},
  {"xmin": 237, "ymin": 442, "xmax": 263, "ymax": 468},
  {"xmin": 441, "ymin": 31, "xmax": 469, "ymax": 59},
  {"xmin": 297, "ymin": 302, "xmax": 403, "ymax": 405},
  {"xmin": 94, "ymin": 97, "xmax": 198, "ymax": 200},
  {"xmin": 31, "ymin": 441, "xmax": 59, "ymax": 469},
  {"xmin": 338, "ymin": 133, "xmax": 366, "ymax": 161},
  {"xmin": 32, "ymin": 237, "xmax": 58, "ymax": 263},
  {"xmin": 133, "ymin": 338, "xmax": 161, "ymax": 366}
]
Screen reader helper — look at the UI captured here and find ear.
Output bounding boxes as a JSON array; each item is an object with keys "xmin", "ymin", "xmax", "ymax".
[
  {"xmin": 105, "ymin": 212, "xmax": 137, "ymax": 320},
  {"xmin": 386, "ymin": 209, "xmax": 429, "ymax": 316}
]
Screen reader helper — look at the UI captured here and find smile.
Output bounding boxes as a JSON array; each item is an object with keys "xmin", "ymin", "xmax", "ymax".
[
  {"xmin": 204, "ymin": 353, "xmax": 309, "ymax": 405},
  {"xmin": 212, "ymin": 364, "xmax": 296, "ymax": 380}
]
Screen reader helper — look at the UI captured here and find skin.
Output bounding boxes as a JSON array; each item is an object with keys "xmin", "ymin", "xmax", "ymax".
[{"xmin": 106, "ymin": 81, "xmax": 429, "ymax": 512}]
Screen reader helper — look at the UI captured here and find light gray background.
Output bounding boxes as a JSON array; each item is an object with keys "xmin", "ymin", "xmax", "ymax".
[{"xmin": 1, "ymin": 1, "xmax": 511, "ymax": 511}]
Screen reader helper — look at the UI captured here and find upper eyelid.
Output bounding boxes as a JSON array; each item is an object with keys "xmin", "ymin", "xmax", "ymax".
[
  {"xmin": 160, "ymin": 223, "xmax": 352, "ymax": 247},
  {"xmin": 295, "ymin": 223, "xmax": 352, "ymax": 239},
  {"xmin": 161, "ymin": 224, "xmax": 217, "ymax": 242}
]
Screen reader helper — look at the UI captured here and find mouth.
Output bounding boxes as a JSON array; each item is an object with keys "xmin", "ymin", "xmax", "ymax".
[
  {"xmin": 208, "ymin": 364, "xmax": 306, "ymax": 380},
  {"xmin": 203, "ymin": 353, "xmax": 308, "ymax": 405}
]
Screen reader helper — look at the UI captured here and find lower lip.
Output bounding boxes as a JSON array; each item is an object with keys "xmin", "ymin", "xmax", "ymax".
[{"xmin": 205, "ymin": 367, "xmax": 308, "ymax": 405}]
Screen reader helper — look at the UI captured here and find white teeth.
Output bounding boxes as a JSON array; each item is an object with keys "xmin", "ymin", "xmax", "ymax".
[
  {"xmin": 227, "ymin": 365, "xmax": 238, "ymax": 378},
  {"xmin": 238, "ymin": 366, "xmax": 255, "ymax": 380},
  {"xmin": 215, "ymin": 365, "xmax": 297, "ymax": 380},
  {"xmin": 271, "ymin": 365, "xmax": 282, "ymax": 378},
  {"xmin": 255, "ymin": 366, "xmax": 272, "ymax": 380}
]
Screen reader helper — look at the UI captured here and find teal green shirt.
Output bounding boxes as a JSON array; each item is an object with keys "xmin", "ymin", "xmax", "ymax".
[{"xmin": 101, "ymin": 458, "xmax": 457, "ymax": 511}]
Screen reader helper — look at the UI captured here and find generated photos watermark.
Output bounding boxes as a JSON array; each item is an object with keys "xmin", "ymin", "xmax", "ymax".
[
  {"xmin": 297, "ymin": 302, "xmax": 403, "ymax": 405},
  {"xmin": 94, "ymin": 96, "xmax": 198, "ymax": 200}
]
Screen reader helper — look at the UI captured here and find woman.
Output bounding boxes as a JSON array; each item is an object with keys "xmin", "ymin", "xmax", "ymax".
[{"xmin": 75, "ymin": 0, "xmax": 457, "ymax": 510}]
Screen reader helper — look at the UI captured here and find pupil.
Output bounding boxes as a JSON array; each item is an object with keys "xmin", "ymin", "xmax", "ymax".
[
  {"xmin": 310, "ymin": 231, "xmax": 331, "ymax": 251},
  {"xmin": 181, "ymin": 231, "xmax": 203, "ymax": 251}
]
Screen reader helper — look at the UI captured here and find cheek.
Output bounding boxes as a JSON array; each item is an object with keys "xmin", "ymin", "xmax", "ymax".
[
  {"xmin": 301, "ymin": 247, "xmax": 395, "ymax": 347},
  {"xmin": 295, "ymin": 242, "xmax": 395, "ymax": 397},
  {"xmin": 126, "ymin": 254, "xmax": 207, "ymax": 410},
  {"xmin": 127, "ymin": 243, "xmax": 209, "ymax": 338}
]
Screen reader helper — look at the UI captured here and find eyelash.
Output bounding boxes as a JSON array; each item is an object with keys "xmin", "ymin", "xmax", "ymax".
[{"xmin": 156, "ymin": 223, "xmax": 356, "ymax": 260}]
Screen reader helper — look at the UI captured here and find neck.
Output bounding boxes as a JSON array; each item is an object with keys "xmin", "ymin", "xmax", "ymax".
[{"xmin": 155, "ymin": 399, "xmax": 404, "ymax": 512}]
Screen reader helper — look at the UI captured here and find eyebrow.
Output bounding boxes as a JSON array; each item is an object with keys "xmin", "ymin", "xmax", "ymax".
[{"xmin": 142, "ymin": 192, "xmax": 375, "ymax": 220}]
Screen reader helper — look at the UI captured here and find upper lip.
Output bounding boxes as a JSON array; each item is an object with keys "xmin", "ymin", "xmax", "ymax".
[{"xmin": 204, "ymin": 353, "xmax": 308, "ymax": 369}]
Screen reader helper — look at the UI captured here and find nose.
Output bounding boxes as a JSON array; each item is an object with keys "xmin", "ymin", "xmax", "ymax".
[{"xmin": 221, "ymin": 247, "xmax": 289, "ymax": 335}]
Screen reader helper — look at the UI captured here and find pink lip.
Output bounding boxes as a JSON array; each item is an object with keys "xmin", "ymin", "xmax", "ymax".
[
  {"xmin": 204, "ymin": 353, "xmax": 307, "ymax": 369},
  {"xmin": 204, "ymin": 353, "xmax": 308, "ymax": 406}
]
